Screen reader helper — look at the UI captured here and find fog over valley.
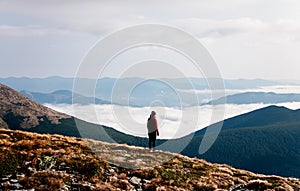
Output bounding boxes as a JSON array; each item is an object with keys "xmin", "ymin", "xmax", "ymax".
[{"xmin": 45, "ymin": 101, "xmax": 300, "ymax": 139}]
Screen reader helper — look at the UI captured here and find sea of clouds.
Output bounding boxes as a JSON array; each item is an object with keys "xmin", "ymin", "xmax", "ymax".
[
  {"xmin": 45, "ymin": 85, "xmax": 300, "ymax": 139},
  {"xmin": 178, "ymin": 85, "xmax": 300, "ymax": 96},
  {"xmin": 45, "ymin": 101, "xmax": 300, "ymax": 139}
]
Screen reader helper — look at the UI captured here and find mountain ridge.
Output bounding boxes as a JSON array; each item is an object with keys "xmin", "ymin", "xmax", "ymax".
[
  {"xmin": 20, "ymin": 89, "xmax": 110, "ymax": 105},
  {"xmin": 0, "ymin": 76, "xmax": 287, "ymax": 107},
  {"xmin": 0, "ymin": 76, "xmax": 281, "ymax": 92},
  {"xmin": 205, "ymin": 92, "xmax": 300, "ymax": 105},
  {"xmin": 0, "ymin": 84, "xmax": 70, "ymax": 129},
  {"xmin": 194, "ymin": 105, "xmax": 300, "ymax": 136}
]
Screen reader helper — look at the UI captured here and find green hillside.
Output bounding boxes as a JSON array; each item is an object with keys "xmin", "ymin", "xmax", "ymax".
[
  {"xmin": 180, "ymin": 106, "xmax": 300, "ymax": 178},
  {"xmin": 181, "ymin": 122, "xmax": 300, "ymax": 177}
]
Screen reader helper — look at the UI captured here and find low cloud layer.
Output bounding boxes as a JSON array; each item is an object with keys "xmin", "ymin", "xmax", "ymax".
[
  {"xmin": 180, "ymin": 85, "xmax": 300, "ymax": 98},
  {"xmin": 45, "ymin": 102, "xmax": 300, "ymax": 139}
]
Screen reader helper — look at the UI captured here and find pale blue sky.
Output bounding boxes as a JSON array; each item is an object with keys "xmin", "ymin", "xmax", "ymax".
[{"xmin": 1, "ymin": 0, "xmax": 300, "ymax": 80}]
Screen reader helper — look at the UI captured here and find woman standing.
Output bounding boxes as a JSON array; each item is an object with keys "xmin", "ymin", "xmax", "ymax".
[{"xmin": 147, "ymin": 111, "xmax": 159, "ymax": 151}]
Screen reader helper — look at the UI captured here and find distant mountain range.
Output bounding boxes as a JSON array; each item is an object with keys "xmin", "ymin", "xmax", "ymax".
[
  {"xmin": 20, "ymin": 89, "xmax": 300, "ymax": 106},
  {"xmin": 0, "ymin": 83, "xmax": 299, "ymax": 178},
  {"xmin": 20, "ymin": 90, "xmax": 110, "ymax": 105},
  {"xmin": 0, "ymin": 76, "xmax": 282, "ymax": 93},
  {"xmin": 0, "ymin": 76, "xmax": 285, "ymax": 107},
  {"xmin": 205, "ymin": 92, "xmax": 300, "ymax": 105}
]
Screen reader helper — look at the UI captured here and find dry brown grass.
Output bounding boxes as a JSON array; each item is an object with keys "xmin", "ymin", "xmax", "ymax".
[
  {"xmin": 0, "ymin": 129, "xmax": 299, "ymax": 190},
  {"xmin": 19, "ymin": 171, "xmax": 67, "ymax": 190}
]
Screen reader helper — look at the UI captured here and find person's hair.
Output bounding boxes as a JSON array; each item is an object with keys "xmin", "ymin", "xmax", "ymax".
[{"xmin": 148, "ymin": 111, "xmax": 156, "ymax": 121}]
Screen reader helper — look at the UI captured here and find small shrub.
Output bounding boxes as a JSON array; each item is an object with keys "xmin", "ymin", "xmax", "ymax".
[
  {"xmin": 0, "ymin": 149, "xmax": 21, "ymax": 175},
  {"xmin": 19, "ymin": 172, "xmax": 66, "ymax": 191},
  {"xmin": 247, "ymin": 180, "xmax": 272, "ymax": 190},
  {"xmin": 38, "ymin": 156, "xmax": 57, "ymax": 170}
]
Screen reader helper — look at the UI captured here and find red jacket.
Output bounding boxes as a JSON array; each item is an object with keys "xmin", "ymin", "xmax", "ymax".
[{"xmin": 147, "ymin": 115, "xmax": 159, "ymax": 136}]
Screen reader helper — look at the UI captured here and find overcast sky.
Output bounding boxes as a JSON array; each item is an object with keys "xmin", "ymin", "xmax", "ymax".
[{"xmin": 1, "ymin": 0, "xmax": 300, "ymax": 80}]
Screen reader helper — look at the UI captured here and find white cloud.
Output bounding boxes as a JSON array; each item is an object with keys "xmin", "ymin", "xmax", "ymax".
[
  {"xmin": 0, "ymin": 1, "xmax": 152, "ymax": 36},
  {"xmin": 247, "ymin": 85, "xmax": 300, "ymax": 94},
  {"xmin": 0, "ymin": 25, "xmax": 74, "ymax": 37},
  {"xmin": 2, "ymin": 1, "xmax": 300, "ymax": 39},
  {"xmin": 1, "ymin": 0, "xmax": 300, "ymax": 79},
  {"xmin": 178, "ymin": 85, "xmax": 300, "ymax": 97},
  {"xmin": 45, "ymin": 102, "xmax": 300, "ymax": 139},
  {"xmin": 174, "ymin": 17, "xmax": 300, "ymax": 45},
  {"xmin": 175, "ymin": 18, "xmax": 266, "ymax": 38}
]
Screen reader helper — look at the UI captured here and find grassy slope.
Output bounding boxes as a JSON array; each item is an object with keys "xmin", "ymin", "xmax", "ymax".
[
  {"xmin": 5, "ymin": 106, "xmax": 300, "ymax": 178},
  {"xmin": 0, "ymin": 129, "xmax": 299, "ymax": 191}
]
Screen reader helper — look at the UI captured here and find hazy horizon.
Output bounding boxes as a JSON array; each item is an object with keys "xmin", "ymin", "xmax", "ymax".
[{"xmin": 2, "ymin": 75, "xmax": 300, "ymax": 83}]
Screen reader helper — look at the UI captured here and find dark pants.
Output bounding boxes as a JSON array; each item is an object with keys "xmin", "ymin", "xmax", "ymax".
[{"xmin": 148, "ymin": 131, "xmax": 157, "ymax": 149}]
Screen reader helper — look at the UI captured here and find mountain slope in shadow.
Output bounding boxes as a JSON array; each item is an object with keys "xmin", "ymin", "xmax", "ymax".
[{"xmin": 180, "ymin": 105, "xmax": 300, "ymax": 177}]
